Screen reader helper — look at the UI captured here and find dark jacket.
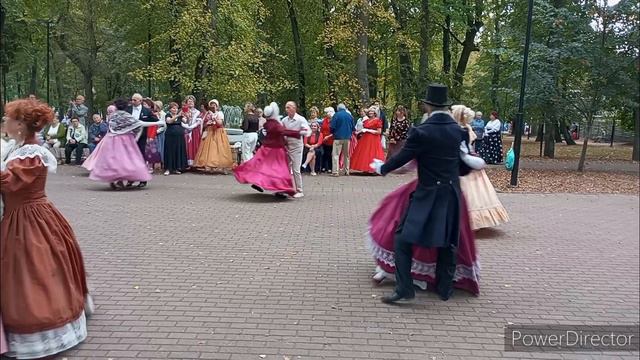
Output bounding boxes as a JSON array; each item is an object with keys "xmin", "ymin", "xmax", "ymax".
[
  {"xmin": 381, "ymin": 112, "xmax": 468, "ymax": 248},
  {"xmin": 330, "ymin": 109, "xmax": 354, "ymax": 140},
  {"xmin": 126, "ymin": 105, "xmax": 157, "ymax": 155}
]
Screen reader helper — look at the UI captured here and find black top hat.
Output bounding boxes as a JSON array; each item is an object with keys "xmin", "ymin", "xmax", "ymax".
[{"xmin": 420, "ymin": 84, "xmax": 452, "ymax": 107}]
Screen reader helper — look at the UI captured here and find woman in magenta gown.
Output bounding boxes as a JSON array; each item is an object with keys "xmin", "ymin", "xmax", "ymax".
[
  {"xmin": 367, "ymin": 174, "xmax": 480, "ymax": 295},
  {"xmin": 234, "ymin": 102, "xmax": 304, "ymax": 197}
]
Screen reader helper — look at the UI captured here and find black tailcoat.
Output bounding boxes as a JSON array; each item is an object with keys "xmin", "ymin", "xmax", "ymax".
[
  {"xmin": 126, "ymin": 105, "xmax": 157, "ymax": 156},
  {"xmin": 381, "ymin": 112, "xmax": 468, "ymax": 248}
]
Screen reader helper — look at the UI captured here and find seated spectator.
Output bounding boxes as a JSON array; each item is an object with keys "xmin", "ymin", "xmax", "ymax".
[
  {"xmin": 302, "ymin": 122, "xmax": 324, "ymax": 176},
  {"xmin": 87, "ymin": 114, "xmax": 108, "ymax": 153},
  {"xmin": 65, "ymin": 117, "xmax": 88, "ymax": 165},
  {"xmin": 42, "ymin": 116, "xmax": 67, "ymax": 164}
]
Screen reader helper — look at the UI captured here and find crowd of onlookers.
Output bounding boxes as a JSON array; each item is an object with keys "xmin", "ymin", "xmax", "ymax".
[{"xmin": 17, "ymin": 93, "xmax": 508, "ymax": 172}]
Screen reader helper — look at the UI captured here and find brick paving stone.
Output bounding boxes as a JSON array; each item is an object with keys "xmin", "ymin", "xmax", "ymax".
[{"xmin": 35, "ymin": 166, "xmax": 639, "ymax": 360}]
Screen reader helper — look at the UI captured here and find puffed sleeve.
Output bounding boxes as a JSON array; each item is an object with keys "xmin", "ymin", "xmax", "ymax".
[{"xmin": 1, "ymin": 157, "xmax": 45, "ymax": 193}]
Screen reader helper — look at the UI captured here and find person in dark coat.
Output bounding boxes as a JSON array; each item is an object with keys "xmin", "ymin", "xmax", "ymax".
[
  {"xmin": 126, "ymin": 93, "xmax": 157, "ymax": 157},
  {"xmin": 126, "ymin": 93, "xmax": 157, "ymax": 187},
  {"xmin": 371, "ymin": 84, "xmax": 469, "ymax": 304}
]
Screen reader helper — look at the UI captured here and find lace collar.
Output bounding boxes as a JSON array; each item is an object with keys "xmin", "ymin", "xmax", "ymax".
[{"xmin": 3, "ymin": 144, "xmax": 58, "ymax": 173}]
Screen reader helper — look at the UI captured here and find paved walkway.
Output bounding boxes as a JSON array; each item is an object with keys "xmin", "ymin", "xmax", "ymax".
[{"xmin": 43, "ymin": 167, "xmax": 639, "ymax": 360}]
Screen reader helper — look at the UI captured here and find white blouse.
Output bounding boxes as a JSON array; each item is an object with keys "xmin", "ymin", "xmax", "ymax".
[
  {"xmin": 47, "ymin": 124, "xmax": 60, "ymax": 137},
  {"xmin": 484, "ymin": 119, "xmax": 502, "ymax": 134}
]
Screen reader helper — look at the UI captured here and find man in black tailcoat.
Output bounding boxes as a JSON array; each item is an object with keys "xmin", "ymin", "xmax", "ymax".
[
  {"xmin": 126, "ymin": 93, "xmax": 157, "ymax": 187},
  {"xmin": 126, "ymin": 93, "xmax": 156, "ymax": 156},
  {"xmin": 370, "ymin": 84, "xmax": 468, "ymax": 304}
]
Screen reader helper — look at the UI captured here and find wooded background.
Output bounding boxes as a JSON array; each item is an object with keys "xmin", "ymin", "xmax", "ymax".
[{"xmin": 1, "ymin": 0, "xmax": 638, "ymax": 159}]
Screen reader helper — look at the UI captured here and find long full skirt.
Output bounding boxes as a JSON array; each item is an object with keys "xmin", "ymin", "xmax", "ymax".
[
  {"xmin": 1, "ymin": 200, "xmax": 90, "ymax": 358},
  {"xmin": 339, "ymin": 133, "xmax": 358, "ymax": 169},
  {"xmin": 156, "ymin": 131, "xmax": 165, "ymax": 163},
  {"xmin": 194, "ymin": 128, "xmax": 234, "ymax": 170},
  {"xmin": 89, "ymin": 133, "xmax": 152, "ymax": 183},
  {"xmin": 479, "ymin": 132, "xmax": 503, "ymax": 164},
  {"xmin": 459, "ymin": 169, "xmax": 509, "ymax": 230},
  {"xmin": 81, "ymin": 139, "xmax": 106, "ymax": 172},
  {"xmin": 164, "ymin": 130, "xmax": 188, "ymax": 172},
  {"xmin": 234, "ymin": 146, "xmax": 295, "ymax": 196},
  {"xmin": 368, "ymin": 178, "xmax": 480, "ymax": 295},
  {"xmin": 185, "ymin": 127, "xmax": 202, "ymax": 166},
  {"xmin": 145, "ymin": 138, "xmax": 161, "ymax": 164},
  {"xmin": 350, "ymin": 133, "xmax": 385, "ymax": 173},
  {"xmin": 0, "ymin": 317, "xmax": 6, "ymax": 355}
]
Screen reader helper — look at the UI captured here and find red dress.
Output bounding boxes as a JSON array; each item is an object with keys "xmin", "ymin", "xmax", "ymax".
[
  {"xmin": 233, "ymin": 119, "xmax": 300, "ymax": 196},
  {"xmin": 350, "ymin": 118, "xmax": 385, "ymax": 173},
  {"xmin": 320, "ymin": 116, "xmax": 334, "ymax": 147},
  {"xmin": 184, "ymin": 110, "xmax": 202, "ymax": 166}
]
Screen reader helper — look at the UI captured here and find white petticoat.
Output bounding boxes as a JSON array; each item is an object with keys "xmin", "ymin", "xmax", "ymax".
[{"xmin": 4, "ymin": 312, "xmax": 87, "ymax": 359}]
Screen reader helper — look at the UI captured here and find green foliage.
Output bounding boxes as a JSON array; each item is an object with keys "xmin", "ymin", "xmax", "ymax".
[{"xmin": 1, "ymin": 0, "xmax": 637, "ymax": 135}]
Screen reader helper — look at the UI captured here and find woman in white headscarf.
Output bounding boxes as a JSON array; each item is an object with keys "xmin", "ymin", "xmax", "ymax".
[
  {"xmin": 194, "ymin": 99, "xmax": 234, "ymax": 173},
  {"xmin": 234, "ymin": 102, "xmax": 307, "ymax": 198}
]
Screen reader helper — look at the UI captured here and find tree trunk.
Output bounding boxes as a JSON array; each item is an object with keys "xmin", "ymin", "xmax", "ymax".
[
  {"xmin": 169, "ymin": 0, "xmax": 181, "ymax": 102},
  {"xmin": 52, "ymin": 45, "xmax": 66, "ymax": 110},
  {"xmin": 490, "ymin": 0, "xmax": 500, "ymax": 111},
  {"xmin": 55, "ymin": 0, "xmax": 97, "ymax": 114},
  {"xmin": 544, "ymin": 113, "xmax": 556, "ymax": 158},
  {"xmin": 442, "ymin": 12, "xmax": 451, "ymax": 74},
  {"xmin": 554, "ymin": 123, "xmax": 563, "ymax": 143},
  {"xmin": 82, "ymin": 72, "xmax": 93, "ymax": 115},
  {"xmin": 286, "ymin": 0, "xmax": 307, "ymax": 112},
  {"xmin": 535, "ymin": 123, "xmax": 543, "ymax": 142},
  {"xmin": 83, "ymin": 0, "xmax": 96, "ymax": 114},
  {"xmin": 322, "ymin": 0, "xmax": 338, "ymax": 106},
  {"xmin": 193, "ymin": 52, "xmax": 207, "ymax": 104},
  {"xmin": 17, "ymin": 72, "xmax": 22, "ymax": 97},
  {"xmin": 417, "ymin": 0, "xmax": 430, "ymax": 99},
  {"xmin": 368, "ymin": 54, "xmax": 378, "ymax": 100},
  {"xmin": 452, "ymin": 0, "xmax": 483, "ymax": 100},
  {"xmin": 29, "ymin": 60, "xmax": 37, "ymax": 95},
  {"xmin": 577, "ymin": 113, "xmax": 593, "ymax": 172},
  {"xmin": 355, "ymin": 0, "xmax": 369, "ymax": 104},
  {"xmin": 633, "ymin": 107, "xmax": 639, "ymax": 161},
  {"xmin": 560, "ymin": 123, "xmax": 576, "ymax": 145},
  {"xmin": 193, "ymin": 0, "xmax": 217, "ymax": 104},
  {"xmin": 543, "ymin": 127, "xmax": 555, "ymax": 158},
  {"xmin": 390, "ymin": 0, "xmax": 415, "ymax": 106}
]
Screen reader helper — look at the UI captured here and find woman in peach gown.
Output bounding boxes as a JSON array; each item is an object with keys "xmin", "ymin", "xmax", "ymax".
[
  {"xmin": 452, "ymin": 105, "xmax": 509, "ymax": 230},
  {"xmin": 194, "ymin": 99, "xmax": 234, "ymax": 172}
]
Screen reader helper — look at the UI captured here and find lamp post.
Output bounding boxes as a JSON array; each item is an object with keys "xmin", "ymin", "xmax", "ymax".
[{"xmin": 510, "ymin": 0, "xmax": 534, "ymax": 186}]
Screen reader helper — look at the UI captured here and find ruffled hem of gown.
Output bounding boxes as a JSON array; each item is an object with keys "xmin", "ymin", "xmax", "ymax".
[
  {"xmin": 469, "ymin": 205, "xmax": 510, "ymax": 230},
  {"xmin": 4, "ymin": 311, "xmax": 87, "ymax": 359}
]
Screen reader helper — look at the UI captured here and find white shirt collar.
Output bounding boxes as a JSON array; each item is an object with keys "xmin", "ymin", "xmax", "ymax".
[{"xmin": 421, "ymin": 110, "xmax": 453, "ymax": 124}]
